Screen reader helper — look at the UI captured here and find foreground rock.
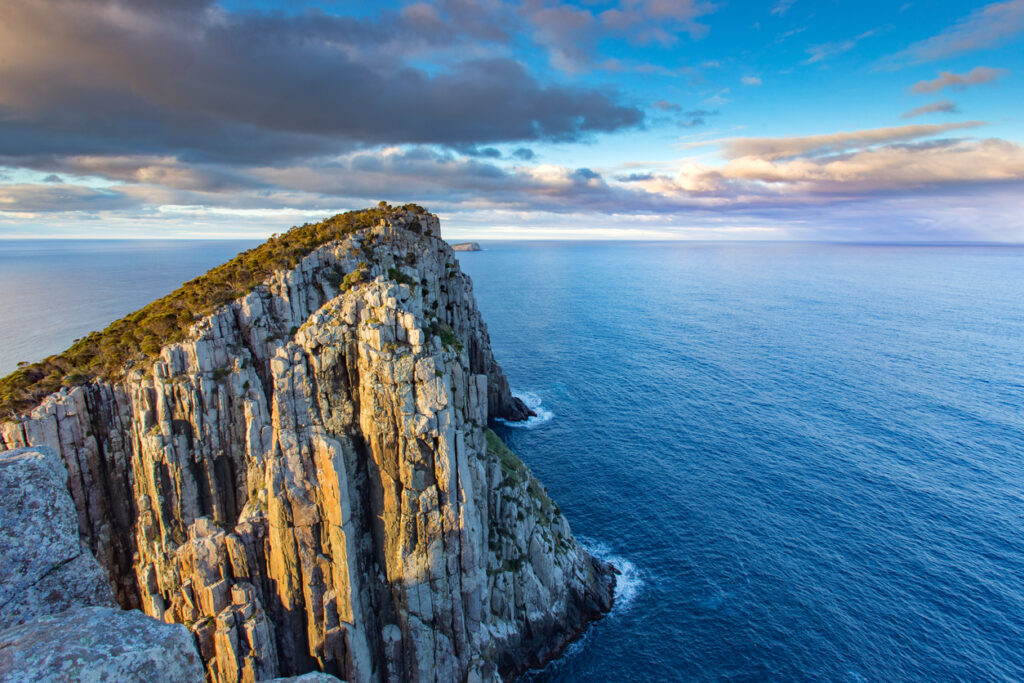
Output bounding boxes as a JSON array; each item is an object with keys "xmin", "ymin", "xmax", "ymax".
[
  {"xmin": 0, "ymin": 446, "xmax": 114, "ymax": 629},
  {"xmin": 0, "ymin": 446, "xmax": 205, "ymax": 682},
  {"xmin": 0, "ymin": 606, "xmax": 204, "ymax": 682},
  {"xmin": 1, "ymin": 207, "xmax": 613, "ymax": 681}
]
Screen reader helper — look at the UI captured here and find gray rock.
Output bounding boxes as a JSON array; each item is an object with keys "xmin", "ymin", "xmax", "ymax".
[
  {"xmin": 0, "ymin": 606, "xmax": 204, "ymax": 682},
  {"xmin": 0, "ymin": 447, "xmax": 114, "ymax": 629},
  {"xmin": 262, "ymin": 674, "xmax": 345, "ymax": 682}
]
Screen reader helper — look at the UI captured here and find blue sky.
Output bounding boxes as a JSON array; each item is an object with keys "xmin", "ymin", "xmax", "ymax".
[{"xmin": 0, "ymin": 0, "xmax": 1021, "ymax": 241}]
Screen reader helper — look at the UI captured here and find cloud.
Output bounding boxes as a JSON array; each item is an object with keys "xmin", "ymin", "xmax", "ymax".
[
  {"xmin": 0, "ymin": 0, "xmax": 642, "ymax": 162},
  {"xmin": 523, "ymin": 1, "xmax": 598, "ymax": 72},
  {"xmin": 722, "ymin": 122, "xmax": 985, "ymax": 160},
  {"xmin": 705, "ymin": 138, "xmax": 1024, "ymax": 197},
  {"xmin": 742, "ymin": 76, "xmax": 763, "ymax": 86},
  {"xmin": 681, "ymin": 109, "xmax": 719, "ymax": 127},
  {"xmin": 771, "ymin": 0, "xmax": 796, "ymax": 16},
  {"xmin": 4, "ymin": 130, "xmax": 1024, "ymax": 243},
  {"xmin": 0, "ymin": 183, "xmax": 137, "ymax": 213},
  {"xmin": 910, "ymin": 66, "xmax": 1009, "ymax": 93},
  {"xmin": 901, "ymin": 100, "xmax": 959, "ymax": 119},
  {"xmin": 891, "ymin": 0, "xmax": 1024, "ymax": 63},
  {"xmin": 652, "ymin": 100, "xmax": 682, "ymax": 111},
  {"xmin": 804, "ymin": 30, "xmax": 878, "ymax": 64},
  {"xmin": 524, "ymin": 0, "xmax": 717, "ymax": 71}
]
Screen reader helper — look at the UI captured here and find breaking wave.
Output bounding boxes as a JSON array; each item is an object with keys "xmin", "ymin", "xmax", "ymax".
[{"xmin": 498, "ymin": 390, "xmax": 555, "ymax": 429}]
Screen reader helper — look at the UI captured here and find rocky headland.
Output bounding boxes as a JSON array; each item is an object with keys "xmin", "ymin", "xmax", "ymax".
[
  {"xmin": 450, "ymin": 242, "xmax": 482, "ymax": 252},
  {"xmin": 0, "ymin": 206, "xmax": 614, "ymax": 682}
]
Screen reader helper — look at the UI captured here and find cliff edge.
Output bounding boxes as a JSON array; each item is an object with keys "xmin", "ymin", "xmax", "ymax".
[{"xmin": 0, "ymin": 206, "xmax": 614, "ymax": 682}]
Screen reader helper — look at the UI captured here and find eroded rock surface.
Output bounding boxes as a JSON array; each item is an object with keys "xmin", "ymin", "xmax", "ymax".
[
  {"xmin": 0, "ymin": 606, "xmax": 204, "ymax": 682},
  {"xmin": 1, "ymin": 208, "xmax": 613, "ymax": 682},
  {"xmin": 0, "ymin": 446, "xmax": 114, "ymax": 629}
]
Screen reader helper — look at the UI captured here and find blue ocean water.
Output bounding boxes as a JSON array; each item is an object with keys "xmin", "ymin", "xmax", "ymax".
[
  {"xmin": 3, "ymin": 240, "xmax": 1024, "ymax": 681},
  {"xmin": 0, "ymin": 240, "xmax": 257, "ymax": 376},
  {"xmin": 457, "ymin": 242, "xmax": 1024, "ymax": 682}
]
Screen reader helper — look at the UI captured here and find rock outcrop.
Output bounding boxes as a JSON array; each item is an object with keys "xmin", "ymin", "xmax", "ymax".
[
  {"xmin": 0, "ymin": 606, "xmax": 206, "ymax": 682},
  {"xmin": 450, "ymin": 242, "xmax": 481, "ymax": 252},
  {"xmin": 0, "ymin": 207, "xmax": 613, "ymax": 682},
  {"xmin": 0, "ymin": 446, "xmax": 114, "ymax": 629},
  {"xmin": 0, "ymin": 446, "xmax": 205, "ymax": 683}
]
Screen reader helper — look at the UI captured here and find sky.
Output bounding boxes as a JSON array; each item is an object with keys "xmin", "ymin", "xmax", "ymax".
[{"xmin": 0, "ymin": 0, "xmax": 1022, "ymax": 241}]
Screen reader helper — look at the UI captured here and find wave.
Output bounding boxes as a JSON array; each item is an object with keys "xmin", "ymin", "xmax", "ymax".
[
  {"xmin": 579, "ymin": 538, "xmax": 644, "ymax": 614},
  {"xmin": 497, "ymin": 390, "xmax": 555, "ymax": 429}
]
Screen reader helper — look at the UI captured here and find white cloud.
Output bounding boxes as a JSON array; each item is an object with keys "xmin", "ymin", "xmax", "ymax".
[{"xmin": 891, "ymin": 0, "xmax": 1024, "ymax": 63}]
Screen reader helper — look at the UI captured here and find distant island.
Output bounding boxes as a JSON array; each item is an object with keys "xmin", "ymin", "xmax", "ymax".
[{"xmin": 451, "ymin": 241, "xmax": 482, "ymax": 251}]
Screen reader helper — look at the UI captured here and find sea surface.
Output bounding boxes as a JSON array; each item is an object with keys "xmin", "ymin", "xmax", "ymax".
[{"xmin": 4, "ymin": 240, "xmax": 1024, "ymax": 682}]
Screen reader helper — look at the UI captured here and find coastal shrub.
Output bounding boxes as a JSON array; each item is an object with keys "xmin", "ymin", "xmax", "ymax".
[
  {"xmin": 0, "ymin": 205, "xmax": 431, "ymax": 417},
  {"xmin": 438, "ymin": 324, "xmax": 463, "ymax": 353},
  {"xmin": 387, "ymin": 267, "xmax": 416, "ymax": 287}
]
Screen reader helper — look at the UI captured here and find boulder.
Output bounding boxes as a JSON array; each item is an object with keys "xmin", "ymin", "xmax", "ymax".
[
  {"xmin": 0, "ymin": 446, "xmax": 114, "ymax": 629},
  {"xmin": 0, "ymin": 606, "xmax": 204, "ymax": 682}
]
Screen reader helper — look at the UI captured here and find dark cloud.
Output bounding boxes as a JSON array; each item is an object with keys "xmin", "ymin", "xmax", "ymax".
[
  {"xmin": 511, "ymin": 148, "xmax": 537, "ymax": 161},
  {"xmin": 0, "ymin": 184, "xmax": 138, "ymax": 213},
  {"xmin": 0, "ymin": 0, "xmax": 642, "ymax": 163}
]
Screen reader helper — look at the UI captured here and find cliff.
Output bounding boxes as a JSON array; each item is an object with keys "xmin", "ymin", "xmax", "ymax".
[
  {"xmin": 450, "ymin": 243, "xmax": 481, "ymax": 252},
  {"xmin": 0, "ymin": 207, "xmax": 614, "ymax": 682}
]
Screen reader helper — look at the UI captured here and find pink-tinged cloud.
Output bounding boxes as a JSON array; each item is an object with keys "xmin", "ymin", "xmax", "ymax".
[
  {"xmin": 721, "ymin": 122, "xmax": 986, "ymax": 160},
  {"xmin": 901, "ymin": 100, "xmax": 959, "ymax": 119},
  {"xmin": 911, "ymin": 66, "xmax": 1009, "ymax": 93}
]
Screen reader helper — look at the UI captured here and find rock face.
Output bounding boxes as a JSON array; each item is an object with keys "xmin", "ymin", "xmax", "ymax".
[
  {"xmin": 0, "ymin": 446, "xmax": 114, "ymax": 629},
  {"xmin": 0, "ymin": 606, "xmax": 205, "ymax": 682},
  {"xmin": 0, "ymin": 447, "xmax": 205, "ymax": 683},
  {"xmin": 450, "ymin": 242, "xmax": 482, "ymax": 252},
  {"xmin": 0, "ymin": 209, "xmax": 613, "ymax": 682}
]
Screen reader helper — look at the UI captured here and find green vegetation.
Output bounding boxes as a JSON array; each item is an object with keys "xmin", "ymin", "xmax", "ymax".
[
  {"xmin": 0, "ymin": 203, "xmax": 429, "ymax": 417},
  {"xmin": 485, "ymin": 428, "xmax": 558, "ymax": 518},
  {"xmin": 387, "ymin": 267, "xmax": 416, "ymax": 287},
  {"xmin": 438, "ymin": 324, "xmax": 464, "ymax": 353}
]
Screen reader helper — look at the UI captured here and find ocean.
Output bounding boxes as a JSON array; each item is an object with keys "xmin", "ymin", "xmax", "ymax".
[{"xmin": 3, "ymin": 240, "xmax": 1024, "ymax": 681}]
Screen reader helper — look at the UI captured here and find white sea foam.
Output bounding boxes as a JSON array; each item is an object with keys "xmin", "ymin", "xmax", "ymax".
[
  {"xmin": 497, "ymin": 390, "xmax": 555, "ymax": 429},
  {"xmin": 579, "ymin": 538, "xmax": 644, "ymax": 614}
]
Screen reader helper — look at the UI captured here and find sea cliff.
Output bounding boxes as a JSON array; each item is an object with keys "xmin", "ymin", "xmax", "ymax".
[{"xmin": 0, "ymin": 207, "xmax": 614, "ymax": 682}]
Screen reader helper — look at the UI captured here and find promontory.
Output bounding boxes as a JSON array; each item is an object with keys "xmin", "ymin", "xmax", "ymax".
[{"xmin": 0, "ymin": 205, "xmax": 614, "ymax": 682}]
